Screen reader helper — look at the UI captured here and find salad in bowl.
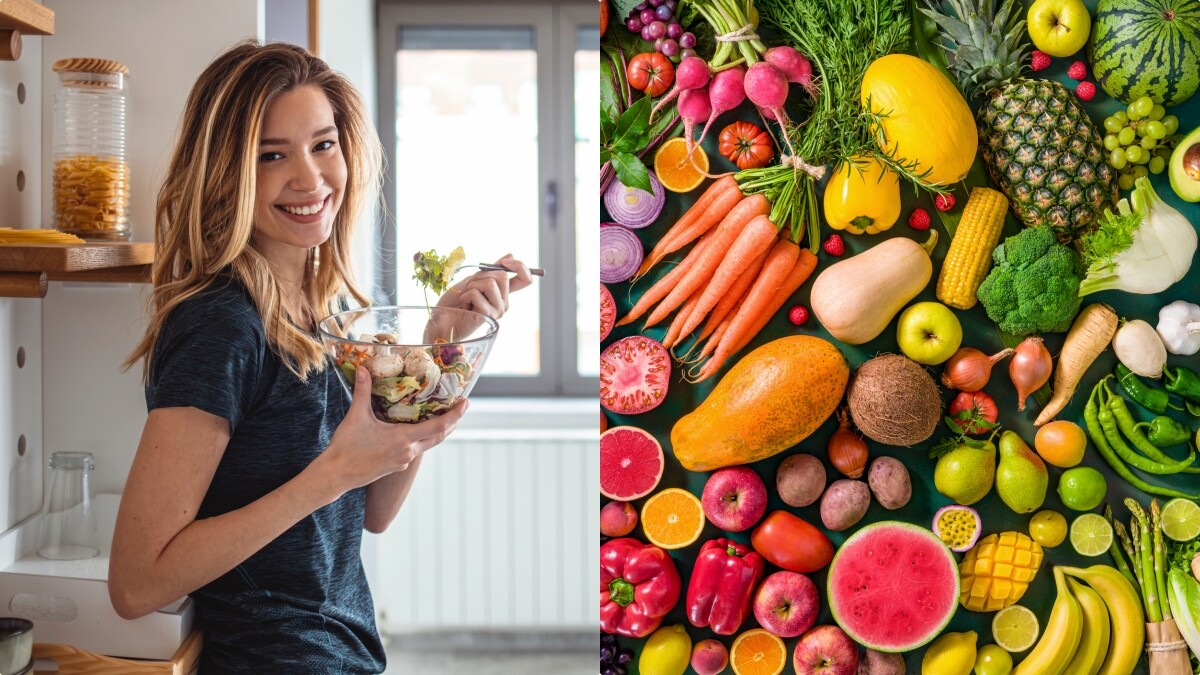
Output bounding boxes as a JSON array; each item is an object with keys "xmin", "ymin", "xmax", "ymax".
[{"xmin": 318, "ymin": 305, "xmax": 498, "ymax": 423}]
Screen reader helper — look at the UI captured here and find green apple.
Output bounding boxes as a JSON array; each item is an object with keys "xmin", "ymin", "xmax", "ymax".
[
  {"xmin": 1027, "ymin": 0, "xmax": 1091, "ymax": 58},
  {"xmin": 897, "ymin": 301, "xmax": 963, "ymax": 366}
]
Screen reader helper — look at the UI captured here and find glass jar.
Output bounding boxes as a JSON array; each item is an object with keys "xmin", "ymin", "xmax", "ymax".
[
  {"xmin": 37, "ymin": 451, "xmax": 98, "ymax": 561},
  {"xmin": 52, "ymin": 57, "xmax": 131, "ymax": 240}
]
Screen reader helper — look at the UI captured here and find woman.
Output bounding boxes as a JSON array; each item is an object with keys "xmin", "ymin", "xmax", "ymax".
[{"xmin": 108, "ymin": 41, "xmax": 532, "ymax": 673}]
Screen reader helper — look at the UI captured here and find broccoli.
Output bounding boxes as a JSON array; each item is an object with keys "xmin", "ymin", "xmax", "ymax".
[{"xmin": 976, "ymin": 226, "xmax": 1084, "ymax": 336}]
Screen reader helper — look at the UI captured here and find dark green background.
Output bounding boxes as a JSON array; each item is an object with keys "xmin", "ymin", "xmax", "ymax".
[{"xmin": 600, "ymin": 2, "xmax": 1200, "ymax": 672}]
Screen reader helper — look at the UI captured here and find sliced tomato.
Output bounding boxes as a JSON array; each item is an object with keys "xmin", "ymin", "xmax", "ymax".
[
  {"xmin": 750, "ymin": 510, "xmax": 834, "ymax": 573},
  {"xmin": 600, "ymin": 336, "xmax": 670, "ymax": 414},
  {"xmin": 948, "ymin": 390, "xmax": 1000, "ymax": 435},
  {"xmin": 718, "ymin": 121, "xmax": 774, "ymax": 169},
  {"xmin": 627, "ymin": 52, "xmax": 675, "ymax": 98},
  {"xmin": 601, "ymin": 284, "xmax": 616, "ymax": 341}
]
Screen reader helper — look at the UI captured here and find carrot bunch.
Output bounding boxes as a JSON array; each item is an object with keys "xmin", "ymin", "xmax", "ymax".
[{"xmin": 618, "ymin": 176, "xmax": 818, "ymax": 383}]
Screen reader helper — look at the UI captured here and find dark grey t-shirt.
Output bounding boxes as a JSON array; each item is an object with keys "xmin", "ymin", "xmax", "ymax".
[{"xmin": 146, "ymin": 277, "xmax": 385, "ymax": 674}]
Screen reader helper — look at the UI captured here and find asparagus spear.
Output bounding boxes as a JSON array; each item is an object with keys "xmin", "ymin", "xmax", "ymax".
[
  {"xmin": 1152, "ymin": 499, "xmax": 1172, "ymax": 621},
  {"xmin": 1105, "ymin": 504, "xmax": 1140, "ymax": 591},
  {"xmin": 1128, "ymin": 498, "xmax": 1162, "ymax": 622}
]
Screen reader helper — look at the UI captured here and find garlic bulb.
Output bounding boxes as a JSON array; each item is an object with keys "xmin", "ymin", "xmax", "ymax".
[
  {"xmin": 1157, "ymin": 300, "xmax": 1200, "ymax": 356},
  {"xmin": 1113, "ymin": 319, "xmax": 1167, "ymax": 378}
]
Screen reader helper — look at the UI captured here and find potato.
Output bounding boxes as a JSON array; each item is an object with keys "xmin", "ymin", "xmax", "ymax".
[
  {"xmin": 776, "ymin": 453, "xmax": 826, "ymax": 507},
  {"xmin": 858, "ymin": 649, "xmax": 905, "ymax": 675},
  {"xmin": 819, "ymin": 479, "xmax": 870, "ymax": 532},
  {"xmin": 867, "ymin": 456, "xmax": 911, "ymax": 510}
]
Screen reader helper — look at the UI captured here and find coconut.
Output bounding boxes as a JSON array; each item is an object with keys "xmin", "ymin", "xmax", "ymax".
[{"xmin": 846, "ymin": 354, "xmax": 941, "ymax": 446}]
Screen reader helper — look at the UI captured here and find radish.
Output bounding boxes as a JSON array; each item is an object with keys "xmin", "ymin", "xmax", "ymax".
[
  {"xmin": 650, "ymin": 56, "xmax": 711, "ymax": 122},
  {"xmin": 694, "ymin": 66, "xmax": 745, "ymax": 149},
  {"xmin": 744, "ymin": 62, "xmax": 795, "ymax": 156},
  {"xmin": 678, "ymin": 85, "xmax": 711, "ymax": 154},
  {"xmin": 764, "ymin": 46, "xmax": 816, "ymax": 96}
]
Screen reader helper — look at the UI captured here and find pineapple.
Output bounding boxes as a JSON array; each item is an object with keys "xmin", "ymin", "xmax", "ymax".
[{"xmin": 921, "ymin": 0, "xmax": 1117, "ymax": 240}]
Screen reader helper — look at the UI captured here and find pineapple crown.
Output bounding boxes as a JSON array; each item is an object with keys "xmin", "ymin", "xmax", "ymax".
[{"xmin": 920, "ymin": 0, "xmax": 1031, "ymax": 100}]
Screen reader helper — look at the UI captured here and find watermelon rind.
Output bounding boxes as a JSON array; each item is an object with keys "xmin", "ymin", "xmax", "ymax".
[
  {"xmin": 600, "ymin": 426, "xmax": 665, "ymax": 501},
  {"xmin": 827, "ymin": 521, "xmax": 960, "ymax": 653},
  {"xmin": 1088, "ymin": 0, "xmax": 1200, "ymax": 107}
]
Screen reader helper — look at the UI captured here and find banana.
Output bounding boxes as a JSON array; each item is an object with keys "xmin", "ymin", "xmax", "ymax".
[
  {"xmin": 1061, "ymin": 577, "xmax": 1111, "ymax": 675},
  {"xmin": 1013, "ymin": 567, "xmax": 1083, "ymax": 675},
  {"xmin": 1059, "ymin": 565, "xmax": 1144, "ymax": 675}
]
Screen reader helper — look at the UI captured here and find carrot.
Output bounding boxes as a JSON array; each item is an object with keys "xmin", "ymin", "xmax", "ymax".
[
  {"xmin": 1034, "ymin": 303, "xmax": 1118, "ymax": 426},
  {"xmin": 642, "ymin": 194, "xmax": 770, "ymax": 328},
  {"xmin": 663, "ymin": 286, "xmax": 705, "ymax": 349},
  {"xmin": 634, "ymin": 175, "xmax": 741, "ymax": 279},
  {"xmin": 696, "ymin": 245, "xmax": 818, "ymax": 382},
  {"xmin": 694, "ymin": 245, "xmax": 772, "ymax": 346},
  {"xmin": 674, "ymin": 214, "xmax": 779, "ymax": 340},
  {"xmin": 616, "ymin": 237, "xmax": 711, "ymax": 327}
]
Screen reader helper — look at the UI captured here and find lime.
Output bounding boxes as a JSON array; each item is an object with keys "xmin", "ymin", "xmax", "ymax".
[
  {"xmin": 1070, "ymin": 513, "xmax": 1114, "ymax": 557},
  {"xmin": 1161, "ymin": 498, "xmax": 1200, "ymax": 542},
  {"xmin": 1028, "ymin": 510, "xmax": 1067, "ymax": 548},
  {"xmin": 974, "ymin": 644, "xmax": 1013, "ymax": 675},
  {"xmin": 992, "ymin": 605, "xmax": 1039, "ymax": 652},
  {"xmin": 1057, "ymin": 467, "xmax": 1107, "ymax": 511}
]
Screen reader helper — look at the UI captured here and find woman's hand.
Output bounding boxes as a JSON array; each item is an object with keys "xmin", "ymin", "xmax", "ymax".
[
  {"xmin": 319, "ymin": 365, "xmax": 468, "ymax": 492},
  {"xmin": 436, "ymin": 253, "xmax": 534, "ymax": 321}
]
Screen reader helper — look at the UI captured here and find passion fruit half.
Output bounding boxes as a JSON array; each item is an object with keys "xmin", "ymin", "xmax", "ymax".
[{"xmin": 932, "ymin": 505, "xmax": 982, "ymax": 553}]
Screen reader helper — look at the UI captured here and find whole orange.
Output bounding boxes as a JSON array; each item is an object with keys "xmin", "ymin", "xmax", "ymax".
[{"xmin": 1034, "ymin": 420, "xmax": 1087, "ymax": 467}]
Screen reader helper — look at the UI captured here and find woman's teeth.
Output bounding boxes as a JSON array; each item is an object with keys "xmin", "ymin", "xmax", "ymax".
[{"xmin": 281, "ymin": 199, "xmax": 324, "ymax": 216}]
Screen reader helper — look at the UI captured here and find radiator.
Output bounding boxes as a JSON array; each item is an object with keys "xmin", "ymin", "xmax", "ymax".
[{"xmin": 373, "ymin": 427, "xmax": 598, "ymax": 632}]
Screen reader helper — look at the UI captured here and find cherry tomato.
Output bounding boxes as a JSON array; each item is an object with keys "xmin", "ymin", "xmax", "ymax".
[
  {"xmin": 627, "ymin": 52, "xmax": 675, "ymax": 98},
  {"xmin": 718, "ymin": 121, "xmax": 774, "ymax": 169},
  {"xmin": 749, "ymin": 510, "xmax": 834, "ymax": 573},
  {"xmin": 948, "ymin": 390, "xmax": 999, "ymax": 435}
]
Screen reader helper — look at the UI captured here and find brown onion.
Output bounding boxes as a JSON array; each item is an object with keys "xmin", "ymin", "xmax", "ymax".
[
  {"xmin": 940, "ymin": 347, "xmax": 1014, "ymax": 392},
  {"xmin": 1010, "ymin": 337, "xmax": 1053, "ymax": 412},
  {"xmin": 828, "ymin": 407, "xmax": 869, "ymax": 478}
]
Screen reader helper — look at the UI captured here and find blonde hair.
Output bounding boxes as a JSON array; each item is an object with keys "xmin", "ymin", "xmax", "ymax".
[{"xmin": 125, "ymin": 41, "xmax": 381, "ymax": 380}]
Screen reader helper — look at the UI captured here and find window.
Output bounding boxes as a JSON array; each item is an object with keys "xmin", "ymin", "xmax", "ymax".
[{"xmin": 377, "ymin": 0, "xmax": 598, "ymax": 397}]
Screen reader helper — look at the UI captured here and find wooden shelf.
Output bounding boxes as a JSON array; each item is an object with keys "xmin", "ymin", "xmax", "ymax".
[
  {"xmin": 0, "ymin": 0, "xmax": 54, "ymax": 35},
  {"xmin": 0, "ymin": 242, "xmax": 153, "ymax": 297}
]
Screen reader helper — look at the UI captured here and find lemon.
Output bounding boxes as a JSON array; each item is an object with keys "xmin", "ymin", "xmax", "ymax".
[
  {"xmin": 922, "ymin": 630, "xmax": 978, "ymax": 675},
  {"xmin": 640, "ymin": 624, "xmax": 692, "ymax": 675},
  {"xmin": 1028, "ymin": 509, "xmax": 1067, "ymax": 547},
  {"xmin": 1057, "ymin": 467, "xmax": 1107, "ymax": 511},
  {"xmin": 992, "ymin": 605, "xmax": 1039, "ymax": 652},
  {"xmin": 1161, "ymin": 498, "xmax": 1200, "ymax": 542},
  {"xmin": 974, "ymin": 644, "xmax": 1013, "ymax": 675},
  {"xmin": 1070, "ymin": 513, "xmax": 1114, "ymax": 557}
]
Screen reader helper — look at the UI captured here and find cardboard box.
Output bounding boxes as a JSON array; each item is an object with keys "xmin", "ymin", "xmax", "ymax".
[{"xmin": 0, "ymin": 493, "xmax": 193, "ymax": 660}]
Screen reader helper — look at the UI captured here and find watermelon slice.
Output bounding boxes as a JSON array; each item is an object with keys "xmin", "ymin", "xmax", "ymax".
[
  {"xmin": 601, "ymin": 284, "xmax": 616, "ymax": 341},
  {"xmin": 600, "ymin": 426, "xmax": 664, "ymax": 501},
  {"xmin": 827, "ymin": 521, "xmax": 959, "ymax": 653},
  {"xmin": 600, "ymin": 336, "xmax": 670, "ymax": 415}
]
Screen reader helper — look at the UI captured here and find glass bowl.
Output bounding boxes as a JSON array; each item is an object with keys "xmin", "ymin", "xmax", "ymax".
[{"xmin": 318, "ymin": 306, "xmax": 498, "ymax": 423}]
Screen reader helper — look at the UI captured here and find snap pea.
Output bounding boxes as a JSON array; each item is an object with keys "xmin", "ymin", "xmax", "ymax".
[
  {"xmin": 1115, "ymin": 364, "xmax": 1179, "ymax": 414},
  {"xmin": 1083, "ymin": 380, "xmax": 1200, "ymax": 500},
  {"xmin": 1098, "ymin": 382, "xmax": 1198, "ymax": 474}
]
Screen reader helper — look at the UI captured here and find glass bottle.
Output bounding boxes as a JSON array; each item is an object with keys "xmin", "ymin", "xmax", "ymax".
[
  {"xmin": 37, "ymin": 451, "xmax": 98, "ymax": 561},
  {"xmin": 51, "ymin": 57, "xmax": 131, "ymax": 240}
]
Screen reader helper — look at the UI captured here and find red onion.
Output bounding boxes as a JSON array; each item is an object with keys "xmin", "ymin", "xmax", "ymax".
[
  {"xmin": 602, "ymin": 171, "xmax": 665, "ymax": 229},
  {"xmin": 600, "ymin": 224, "xmax": 644, "ymax": 283},
  {"xmin": 1010, "ymin": 337, "xmax": 1053, "ymax": 412}
]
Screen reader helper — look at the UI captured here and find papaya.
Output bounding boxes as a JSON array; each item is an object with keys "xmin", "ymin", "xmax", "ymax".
[{"xmin": 671, "ymin": 336, "xmax": 848, "ymax": 471}]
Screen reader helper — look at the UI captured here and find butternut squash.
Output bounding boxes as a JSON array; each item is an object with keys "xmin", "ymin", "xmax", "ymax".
[{"xmin": 810, "ymin": 233, "xmax": 937, "ymax": 345}]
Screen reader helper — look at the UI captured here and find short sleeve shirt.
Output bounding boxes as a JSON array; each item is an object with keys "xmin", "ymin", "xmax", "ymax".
[{"xmin": 146, "ymin": 277, "xmax": 385, "ymax": 674}]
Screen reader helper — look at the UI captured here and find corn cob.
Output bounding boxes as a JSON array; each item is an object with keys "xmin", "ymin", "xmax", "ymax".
[{"xmin": 937, "ymin": 187, "xmax": 1008, "ymax": 310}]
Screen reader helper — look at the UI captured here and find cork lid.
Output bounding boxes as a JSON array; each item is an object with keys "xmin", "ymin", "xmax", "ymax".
[{"xmin": 52, "ymin": 57, "xmax": 130, "ymax": 75}]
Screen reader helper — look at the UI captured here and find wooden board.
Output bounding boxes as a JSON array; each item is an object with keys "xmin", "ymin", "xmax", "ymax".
[
  {"xmin": 0, "ymin": 243, "xmax": 153, "ymax": 273},
  {"xmin": 32, "ymin": 629, "xmax": 201, "ymax": 675},
  {"xmin": 0, "ymin": 0, "xmax": 53, "ymax": 35}
]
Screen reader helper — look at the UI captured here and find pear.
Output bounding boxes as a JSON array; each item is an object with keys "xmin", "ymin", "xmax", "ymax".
[
  {"xmin": 933, "ymin": 431, "xmax": 997, "ymax": 506},
  {"xmin": 995, "ymin": 430, "xmax": 1048, "ymax": 514}
]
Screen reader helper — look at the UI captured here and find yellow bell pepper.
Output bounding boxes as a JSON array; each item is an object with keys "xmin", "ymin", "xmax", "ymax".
[{"xmin": 822, "ymin": 155, "xmax": 901, "ymax": 235}]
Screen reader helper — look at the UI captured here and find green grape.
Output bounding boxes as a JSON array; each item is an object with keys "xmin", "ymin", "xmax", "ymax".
[
  {"xmin": 1133, "ymin": 165, "xmax": 1149, "ymax": 179},
  {"xmin": 1125, "ymin": 146, "xmax": 1144, "ymax": 163},
  {"xmin": 1149, "ymin": 156, "xmax": 1166, "ymax": 174},
  {"xmin": 1103, "ymin": 116, "xmax": 1123, "ymax": 133},
  {"xmin": 1145, "ymin": 121, "xmax": 1167, "ymax": 139},
  {"xmin": 1104, "ymin": 134, "xmax": 1120, "ymax": 151},
  {"xmin": 1113, "ymin": 110, "xmax": 1129, "ymax": 125},
  {"xmin": 1141, "ymin": 135, "xmax": 1158, "ymax": 150},
  {"xmin": 1128, "ymin": 108, "xmax": 1144, "ymax": 121},
  {"xmin": 1163, "ymin": 115, "xmax": 1179, "ymax": 135},
  {"xmin": 1119, "ymin": 173, "xmax": 1136, "ymax": 190},
  {"xmin": 1118, "ymin": 127, "xmax": 1136, "ymax": 145},
  {"xmin": 1110, "ymin": 147, "xmax": 1128, "ymax": 169},
  {"xmin": 1135, "ymin": 96, "xmax": 1155, "ymax": 117},
  {"xmin": 1136, "ymin": 120, "xmax": 1149, "ymax": 136},
  {"xmin": 1150, "ymin": 104, "xmax": 1166, "ymax": 121}
]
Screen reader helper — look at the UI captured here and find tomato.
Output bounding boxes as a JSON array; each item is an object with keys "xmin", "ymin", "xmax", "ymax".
[
  {"xmin": 749, "ymin": 510, "xmax": 834, "ymax": 573},
  {"xmin": 627, "ymin": 52, "xmax": 675, "ymax": 98},
  {"xmin": 948, "ymin": 390, "xmax": 999, "ymax": 435},
  {"xmin": 718, "ymin": 121, "xmax": 774, "ymax": 169}
]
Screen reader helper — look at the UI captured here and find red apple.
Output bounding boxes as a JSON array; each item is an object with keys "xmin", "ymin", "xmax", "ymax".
[
  {"xmin": 752, "ymin": 571, "xmax": 820, "ymax": 638},
  {"xmin": 599, "ymin": 501, "xmax": 638, "ymax": 537},
  {"xmin": 691, "ymin": 638, "xmax": 729, "ymax": 675},
  {"xmin": 793, "ymin": 625, "xmax": 859, "ymax": 675},
  {"xmin": 701, "ymin": 467, "xmax": 767, "ymax": 532}
]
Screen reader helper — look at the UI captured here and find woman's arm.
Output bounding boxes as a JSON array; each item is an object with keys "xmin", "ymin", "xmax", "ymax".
[{"xmin": 363, "ymin": 455, "xmax": 424, "ymax": 533}]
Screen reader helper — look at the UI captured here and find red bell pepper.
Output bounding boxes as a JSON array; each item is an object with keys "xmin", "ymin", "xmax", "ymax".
[
  {"xmin": 685, "ymin": 538, "xmax": 764, "ymax": 635},
  {"xmin": 600, "ymin": 537, "xmax": 681, "ymax": 638}
]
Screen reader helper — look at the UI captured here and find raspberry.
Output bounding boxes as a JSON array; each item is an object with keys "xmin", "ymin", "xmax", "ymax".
[
  {"xmin": 1068, "ymin": 60, "xmax": 1087, "ymax": 80},
  {"xmin": 934, "ymin": 193, "xmax": 957, "ymax": 212},
  {"xmin": 908, "ymin": 208, "xmax": 931, "ymax": 231},
  {"xmin": 823, "ymin": 234, "xmax": 845, "ymax": 257},
  {"xmin": 787, "ymin": 305, "xmax": 809, "ymax": 326},
  {"xmin": 1075, "ymin": 80, "xmax": 1097, "ymax": 102},
  {"xmin": 1030, "ymin": 50, "xmax": 1051, "ymax": 72}
]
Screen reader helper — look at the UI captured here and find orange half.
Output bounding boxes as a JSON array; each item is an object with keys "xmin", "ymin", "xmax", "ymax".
[
  {"xmin": 654, "ymin": 137, "xmax": 709, "ymax": 193},
  {"xmin": 730, "ymin": 629, "xmax": 787, "ymax": 675},
  {"xmin": 640, "ymin": 487, "xmax": 704, "ymax": 550}
]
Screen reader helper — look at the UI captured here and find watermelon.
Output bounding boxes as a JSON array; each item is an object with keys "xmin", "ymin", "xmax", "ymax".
[
  {"xmin": 827, "ymin": 521, "xmax": 960, "ymax": 653},
  {"xmin": 600, "ymin": 426, "xmax": 664, "ymax": 501},
  {"xmin": 1089, "ymin": 0, "xmax": 1200, "ymax": 107}
]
